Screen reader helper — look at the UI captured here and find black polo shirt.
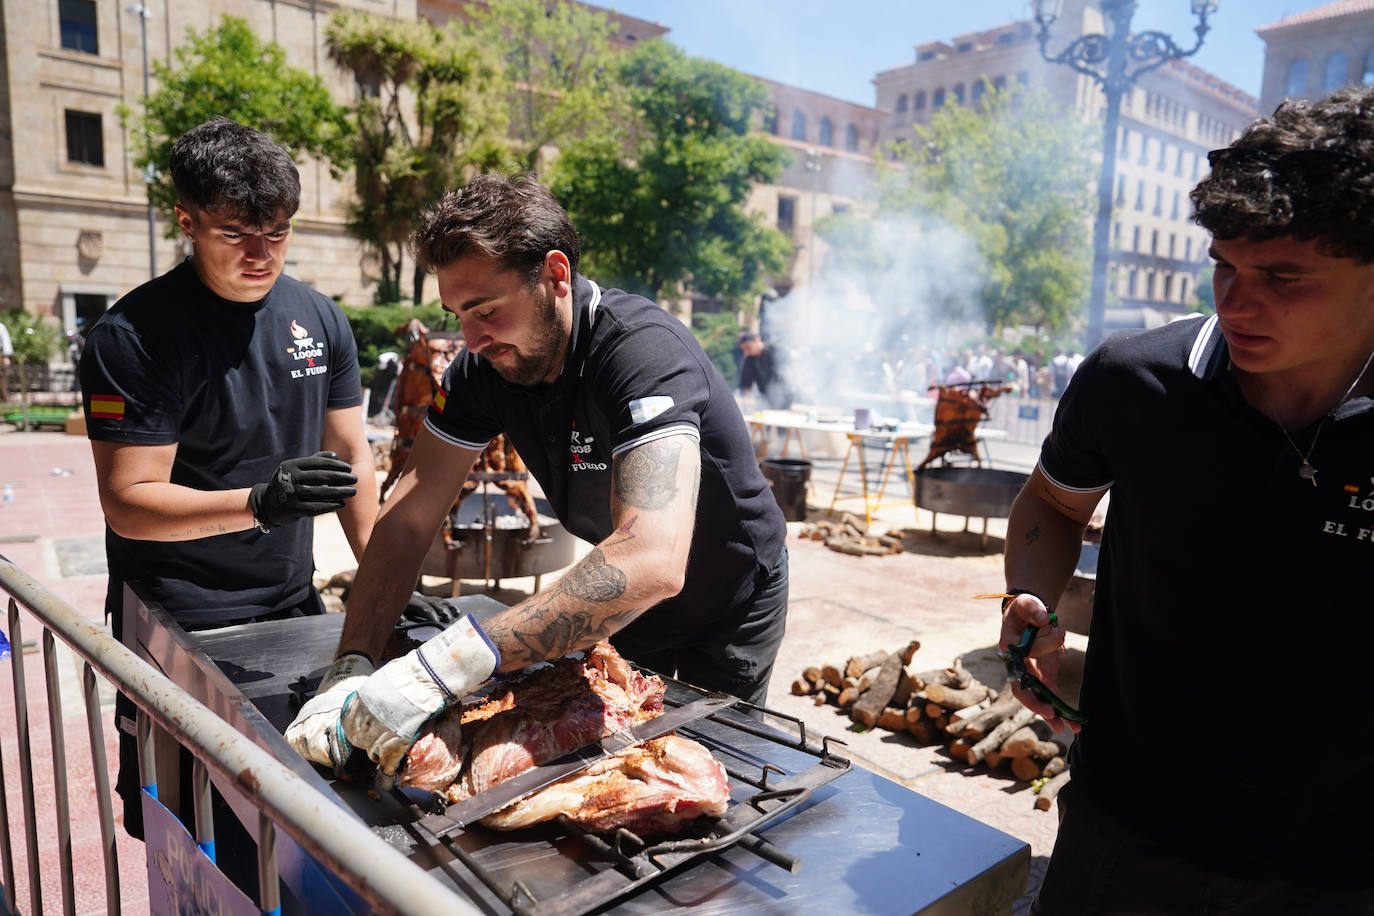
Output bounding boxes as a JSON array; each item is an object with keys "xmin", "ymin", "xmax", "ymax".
[
  {"xmin": 80, "ymin": 260, "xmax": 362, "ymax": 628},
  {"xmin": 426, "ymin": 275, "xmax": 786, "ymax": 642},
  {"xmin": 1041, "ymin": 314, "xmax": 1374, "ymax": 883}
]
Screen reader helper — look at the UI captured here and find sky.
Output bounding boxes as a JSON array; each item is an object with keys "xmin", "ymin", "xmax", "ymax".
[{"xmin": 601, "ymin": 1, "xmax": 1336, "ymax": 107}]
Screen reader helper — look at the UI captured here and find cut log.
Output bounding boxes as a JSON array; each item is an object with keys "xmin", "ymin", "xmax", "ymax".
[
  {"xmin": 1035, "ymin": 771, "xmax": 1071, "ymax": 811},
  {"xmin": 898, "ymin": 640, "xmax": 922, "ymax": 665},
  {"xmin": 908, "ymin": 667, "xmax": 971, "ymax": 692},
  {"xmin": 802, "ymin": 666, "xmax": 822, "ymax": 686},
  {"xmin": 841, "ymin": 512, "xmax": 868, "ymax": 536},
  {"xmin": 903, "ymin": 706, "xmax": 924, "ymax": 727},
  {"xmin": 837, "ymin": 686, "xmax": 862, "ymax": 708},
  {"xmin": 850, "ymin": 653, "xmax": 904, "ymax": 729},
  {"xmin": 947, "ymin": 737, "xmax": 974, "ymax": 763},
  {"xmin": 1000, "ymin": 720, "xmax": 1057, "ymax": 758},
  {"xmin": 1042, "ymin": 756, "xmax": 1065, "ymax": 779},
  {"xmin": 968, "ymin": 707, "xmax": 1035, "ymax": 765},
  {"xmin": 821, "ymin": 664, "xmax": 845, "ymax": 688},
  {"xmin": 947, "ymin": 697, "xmax": 993, "ymax": 726},
  {"xmin": 947, "ymin": 699, "xmax": 1022, "ymax": 739},
  {"xmin": 845, "ymin": 651, "xmax": 890, "ymax": 678},
  {"xmin": 925, "ymin": 682, "xmax": 996, "ymax": 710},
  {"xmin": 791, "ymin": 678, "xmax": 813, "ymax": 696},
  {"xmin": 908, "ymin": 719, "xmax": 938, "ymax": 744},
  {"xmin": 813, "ymin": 693, "xmax": 828, "ymax": 706},
  {"xmin": 877, "ymin": 707, "xmax": 908, "ymax": 731},
  {"xmin": 1011, "ymin": 755, "xmax": 1045, "ymax": 782},
  {"xmin": 924, "ymin": 703, "xmax": 945, "ymax": 719}
]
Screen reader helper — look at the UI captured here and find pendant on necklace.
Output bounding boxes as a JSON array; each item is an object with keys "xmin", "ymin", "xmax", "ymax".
[{"xmin": 1298, "ymin": 461, "xmax": 1318, "ymax": 485}]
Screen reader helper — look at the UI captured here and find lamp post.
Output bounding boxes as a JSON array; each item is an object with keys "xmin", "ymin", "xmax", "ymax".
[
  {"xmin": 126, "ymin": 3, "xmax": 156, "ymax": 279},
  {"xmin": 1032, "ymin": 0, "xmax": 1217, "ymax": 348}
]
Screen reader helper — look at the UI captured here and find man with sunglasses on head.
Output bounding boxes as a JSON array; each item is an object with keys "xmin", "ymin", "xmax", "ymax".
[
  {"xmin": 1002, "ymin": 86, "xmax": 1374, "ymax": 913},
  {"xmin": 79, "ymin": 117, "xmax": 377, "ymax": 849}
]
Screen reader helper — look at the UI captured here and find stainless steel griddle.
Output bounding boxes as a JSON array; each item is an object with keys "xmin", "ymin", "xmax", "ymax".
[{"xmin": 138, "ymin": 599, "xmax": 1030, "ymax": 915}]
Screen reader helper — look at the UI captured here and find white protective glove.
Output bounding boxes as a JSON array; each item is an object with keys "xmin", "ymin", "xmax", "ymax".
[
  {"xmin": 340, "ymin": 614, "xmax": 500, "ymax": 784},
  {"xmin": 284, "ymin": 652, "xmax": 375, "ymax": 770}
]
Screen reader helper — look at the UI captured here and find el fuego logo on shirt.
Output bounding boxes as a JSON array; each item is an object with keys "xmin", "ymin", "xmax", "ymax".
[
  {"xmin": 285, "ymin": 319, "xmax": 328, "ymax": 380},
  {"xmin": 569, "ymin": 426, "xmax": 607, "ymax": 471}
]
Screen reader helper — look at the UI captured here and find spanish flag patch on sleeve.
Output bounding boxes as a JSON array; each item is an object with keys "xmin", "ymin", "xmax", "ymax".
[
  {"xmin": 89, "ymin": 395, "xmax": 125, "ymax": 420},
  {"xmin": 433, "ymin": 389, "xmax": 447, "ymax": 413}
]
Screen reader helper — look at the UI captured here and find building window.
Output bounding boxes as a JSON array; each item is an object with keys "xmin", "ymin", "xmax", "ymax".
[
  {"xmin": 913, "ymin": 90, "xmax": 926, "ymax": 110},
  {"xmin": 971, "ymin": 79, "xmax": 986, "ymax": 104},
  {"xmin": 763, "ymin": 106, "xmax": 778, "ymax": 135},
  {"xmin": 895, "ymin": 94, "xmax": 908, "ymax": 113},
  {"xmin": 1115, "ymin": 174, "xmax": 1125, "ymax": 205},
  {"xmin": 819, "ymin": 117, "xmax": 834, "ymax": 147},
  {"xmin": 1135, "ymin": 180, "xmax": 1145, "ymax": 211},
  {"xmin": 1132, "ymin": 225, "xmax": 1141, "ymax": 251},
  {"xmin": 1168, "ymin": 233, "xmax": 1177, "ymax": 258},
  {"xmin": 953, "ymin": 83, "xmax": 965, "ymax": 105},
  {"xmin": 59, "ymin": 0, "xmax": 98, "ymax": 55},
  {"xmin": 65, "ymin": 110, "xmax": 104, "ymax": 166},
  {"xmin": 1163, "ymin": 274, "xmax": 1173, "ymax": 301},
  {"xmin": 1170, "ymin": 189, "xmax": 1181, "ymax": 221},
  {"xmin": 957, "ymin": 41, "xmax": 973, "ymax": 53},
  {"xmin": 1175, "ymin": 149, "xmax": 1186, "ymax": 177},
  {"xmin": 1286, "ymin": 58, "xmax": 1310, "ymax": 97},
  {"xmin": 1157, "ymin": 142, "xmax": 1168, "ymax": 171},
  {"xmin": 1153, "ymin": 186, "xmax": 1163, "ymax": 216},
  {"xmin": 1138, "ymin": 137, "xmax": 1150, "ymax": 165},
  {"xmin": 992, "ymin": 75, "xmax": 1007, "ymax": 91},
  {"xmin": 1185, "ymin": 237, "xmax": 1193, "ymax": 261},
  {"xmin": 1324, "ymin": 51, "xmax": 1349, "ymax": 92},
  {"xmin": 1151, "ymin": 229, "xmax": 1159, "ymax": 255},
  {"xmin": 791, "ymin": 111, "xmax": 806, "ymax": 141},
  {"xmin": 777, "ymin": 196, "xmax": 796, "ymax": 237},
  {"xmin": 1119, "ymin": 128, "xmax": 1130, "ymax": 159},
  {"xmin": 933, "ymin": 87, "xmax": 945, "ymax": 109},
  {"xmin": 845, "ymin": 123, "xmax": 859, "ymax": 152},
  {"xmin": 1180, "ymin": 276, "xmax": 1190, "ymax": 302}
]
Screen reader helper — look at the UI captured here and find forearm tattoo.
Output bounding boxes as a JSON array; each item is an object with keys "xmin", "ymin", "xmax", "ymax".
[
  {"xmin": 485, "ymin": 547, "xmax": 640, "ymax": 666},
  {"xmin": 614, "ymin": 439, "xmax": 681, "ymax": 509},
  {"xmin": 1025, "ymin": 525, "xmax": 1041, "ymax": 545}
]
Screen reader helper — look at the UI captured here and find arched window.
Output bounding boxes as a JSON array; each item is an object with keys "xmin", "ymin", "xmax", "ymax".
[
  {"xmin": 762, "ymin": 106, "xmax": 778, "ymax": 135},
  {"xmin": 913, "ymin": 90, "xmax": 926, "ymax": 110},
  {"xmin": 971, "ymin": 79, "xmax": 986, "ymax": 103},
  {"xmin": 1364, "ymin": 48, "xmax": 1374, "ymax": 84},
  {"xmin": 895, "ymin": 93, "xmax": 908, "ymax": 113},
  {"xmin": 791, "ymin": 111, "xmax": 806, "ymax": 141},
  {"xmin": 1286, "ymin": 57, "xmax": 1309, "ymax": 97},
  {"xmin": 845, "ymin": 123, "xmax": 859, "ymax": 152},
  {"xmin": 819, "ymin": 117, "xmax": 834, "ymax": 147},
  {"xmin": 953, "ymin": 83, "xmax": 965, "ymax": 104},
  {"xmin": 992, "ymin": 75, "xmax": 1007, "ymax": 91},
  {"xmin": 1324, "ymin": 51, "xmax": 1349, "ymax": 91},
  {"xmin": 933, "ymin": 87, "xmax": 946, "ymax": 109}
]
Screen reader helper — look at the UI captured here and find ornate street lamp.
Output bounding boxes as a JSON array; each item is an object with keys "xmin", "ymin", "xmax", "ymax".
[
  {"xmin": 1033, "ymin": 0, "xmax": 1218, "ymax": 348},
  {"xmin": 126, "ymin": 3, "xmax": 156, "ymax": 280}
]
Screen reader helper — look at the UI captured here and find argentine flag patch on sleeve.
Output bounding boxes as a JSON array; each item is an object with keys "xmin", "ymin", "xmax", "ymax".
[{"xmin": 629, "ymin": 395, "xmax": 674, "ymax": 424}]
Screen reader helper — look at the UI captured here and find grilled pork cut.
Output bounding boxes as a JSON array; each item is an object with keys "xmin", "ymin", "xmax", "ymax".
[
  {"xmin": 478, "ymin": 735, "xmax": 730, "ymax": 833},
  {"xmin": 400, "ymin": 641, "xmax": 666, "ymax": 794}
]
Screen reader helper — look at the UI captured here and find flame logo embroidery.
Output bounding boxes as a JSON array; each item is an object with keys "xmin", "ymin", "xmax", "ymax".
[{"xmin": 290, "ymin": 320, "xmax": 309, "ymax": 339}]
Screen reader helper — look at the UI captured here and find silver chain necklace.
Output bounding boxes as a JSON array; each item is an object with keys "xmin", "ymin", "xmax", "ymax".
[{"xmin": 1274, "ymin": 346, "xmax": 1374, "ymax": 487}]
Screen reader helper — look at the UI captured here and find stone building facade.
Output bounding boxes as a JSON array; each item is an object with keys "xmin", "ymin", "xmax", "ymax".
[
  {"xmin": 871, "ymin": 0, "xmax": 1257, "ymax": 330},
  {"xmin": 0, "ymin": 0, "xmax": 412, "ymax": 341},
  {"xmin": 1256, "ymin": 1, "xmax": 1374, "ymax": 114}
]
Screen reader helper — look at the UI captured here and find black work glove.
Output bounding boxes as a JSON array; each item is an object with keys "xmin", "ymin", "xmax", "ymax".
[
  {"xmin": 248, "ymin": 451, "xmax": 357, "ymax": 531},
  {"xmin": 400, "ymin": 592, "xmax": 466, "ymax": 626}
]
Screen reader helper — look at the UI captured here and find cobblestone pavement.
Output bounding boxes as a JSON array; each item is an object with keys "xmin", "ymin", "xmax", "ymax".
[{"xmin": 3, "ymin": 421, "xmax": 1065, "ymax": 914}]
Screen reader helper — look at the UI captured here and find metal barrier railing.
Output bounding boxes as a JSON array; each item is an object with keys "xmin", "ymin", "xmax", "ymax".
[{"xmin": 0, "ymin": 554, "xmax": 477, "ymax": 915}]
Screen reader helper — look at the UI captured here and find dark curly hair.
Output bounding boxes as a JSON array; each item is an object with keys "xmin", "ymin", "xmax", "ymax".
[
  {"xmin": 1191, "ymin": 86, "xmax": 1374, "ymax": 263},
  {"xmin": 169, "ymin": 117, "xmax": 300, "ymax": 226},
  {"xmin": 411, "ymin": 173, "xmax": 580, "ymax": 283}
]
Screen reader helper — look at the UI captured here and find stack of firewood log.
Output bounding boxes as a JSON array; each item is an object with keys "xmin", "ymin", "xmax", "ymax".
[
  {"xmin": 798, "ymin": 514, "xmax": 905, "ymax": 557},
  {"xmin": 790, "ymin": 641, "xmax": 1072, "ymax": 809}
]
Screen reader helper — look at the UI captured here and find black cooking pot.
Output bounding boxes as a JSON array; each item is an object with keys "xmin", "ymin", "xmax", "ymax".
[
  {"xmin": 420, "ymin": 495, "xmax": 577, "ymax": 582},
  {"xmin": 913, "ymin": 466, "xmax": 1030, "ymax": 519}
]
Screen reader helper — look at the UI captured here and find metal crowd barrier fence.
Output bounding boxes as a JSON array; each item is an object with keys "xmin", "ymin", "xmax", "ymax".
[{"xmin": 0, "ymin": 554, "xmax": 476, "ymax": 915}]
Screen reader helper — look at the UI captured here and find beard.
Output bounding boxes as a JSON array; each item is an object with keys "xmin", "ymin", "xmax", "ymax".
[{"xmin": 486, "ymin": 282, "xmax": 568, "ymax": 387}]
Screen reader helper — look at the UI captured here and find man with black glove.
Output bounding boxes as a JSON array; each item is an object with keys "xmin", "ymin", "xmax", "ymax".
[{"xmin": 80, "ymin": 117, "xmax": 377, "ymax": 843}]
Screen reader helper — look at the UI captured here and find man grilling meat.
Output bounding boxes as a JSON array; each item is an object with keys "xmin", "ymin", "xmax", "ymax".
[{"xmin": 287, "ymin": 173, "xmax": 788, "ymax": 782}]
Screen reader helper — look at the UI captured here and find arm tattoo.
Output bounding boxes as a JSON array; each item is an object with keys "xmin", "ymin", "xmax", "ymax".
[
  {"xmin": 1025, "ymin": 525, "xmax": 1041, "ymax": 545},
  {"xmin": 484, "ymin": 548, "xmax": 639, "ymax": 666},
  {"xmin": 614, "ymin": 439, "xmax": 681, "ymax": 509}
]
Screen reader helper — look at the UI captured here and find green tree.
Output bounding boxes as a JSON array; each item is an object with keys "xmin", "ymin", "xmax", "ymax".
[
  {"xmin": 326, "ymin": 12, "xmax": 511, "ymax": 305},
  {"xmin": 827, "ymin": 83, "xmax": 1095, "ymax": 334},
  {"xmin": 1, "ymin": 310, "xmax": 64, "ymax": 429},
  {"xmin": 1193, "ymin": 264, "xmax": 1216, "ymax": 313},
  {"xmin": 467, "ymin": 0, "xmax": 624, "ymax": 171},
  {"xmin": 118, "ymin": 17, "xmax": 348, "ymax": 235},
  {"xmin": 549, "ymin": 39, "xmax": 791, "ymax": 309}
]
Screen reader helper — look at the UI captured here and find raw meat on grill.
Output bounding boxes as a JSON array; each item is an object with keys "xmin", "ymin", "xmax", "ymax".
[
  {"xmin": 400, "ymin": 641, "xmax": 665, "ymax": 795},
  {"xmin": 478, "ymin": 735, "xmax": 731, "ymax": 833}
]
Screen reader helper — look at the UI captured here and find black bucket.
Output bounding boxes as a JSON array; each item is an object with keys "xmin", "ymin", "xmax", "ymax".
[{"xmin": 760, "ymin": 458, "xmax": 811, "ymax": 521}]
